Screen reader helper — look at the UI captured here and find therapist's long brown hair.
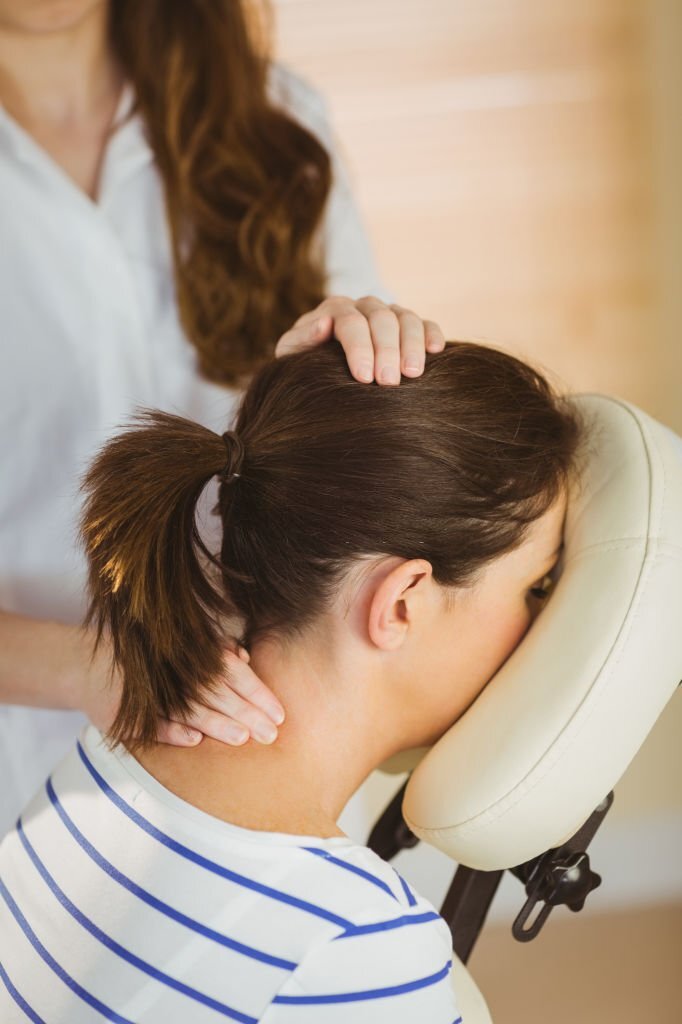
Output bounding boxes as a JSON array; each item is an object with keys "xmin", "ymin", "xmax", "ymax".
[
  {"xmin": 81, "ymin": 341, "xmax": 585, "ymax": 747},
  {"xmin": 109, "ymin": 0, "xmax": 330, "ymax": 386}
]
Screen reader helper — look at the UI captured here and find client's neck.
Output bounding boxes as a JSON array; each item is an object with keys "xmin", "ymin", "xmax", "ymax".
[{"xmin": 134, "ymin": 632, "xmax": 397, "ymax": 839}]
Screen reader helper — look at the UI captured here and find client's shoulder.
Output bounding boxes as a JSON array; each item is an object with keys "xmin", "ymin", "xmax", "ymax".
[
  {"xmin": 290, "ymin": 839, "xmax": 451, "ymax": 949},
  {"xmin": 299, "ymin": 839, "xmax": 432, "ymax": 918},
  {"xmin": 260, "ymin": 842, "xmax": 460, "ymax": 1023}
]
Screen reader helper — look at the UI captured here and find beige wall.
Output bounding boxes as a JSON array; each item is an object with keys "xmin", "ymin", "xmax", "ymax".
[
  {"xmin": 275, "ymin": 0, "xmax": 679, "ymax": 419},
  {"xmin": 273, "ymin": 0, "xmax": 682, "ymax": 839}
]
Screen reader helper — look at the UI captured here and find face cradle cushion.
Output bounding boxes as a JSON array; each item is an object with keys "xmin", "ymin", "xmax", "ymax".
[
  {"xmin": 397, "ymin": 393, "xmax": 682, "ymax": 867},
  {"xmin": 373, "ymin": 395, "xmax": 682, "ymax": 1020}
]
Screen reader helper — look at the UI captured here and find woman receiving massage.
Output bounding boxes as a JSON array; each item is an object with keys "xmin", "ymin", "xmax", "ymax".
[{"xmin": 0, "ymin": 339, "xmax": 583, "ymax": 1023}]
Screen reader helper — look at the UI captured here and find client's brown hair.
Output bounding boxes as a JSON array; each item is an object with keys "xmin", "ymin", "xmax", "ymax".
[{"xmin": 81, "ymin": 342, "xmax": 584, "ymax": 746}]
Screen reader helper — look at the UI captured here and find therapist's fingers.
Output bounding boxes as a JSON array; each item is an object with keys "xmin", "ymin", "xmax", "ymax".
[
  {"xmin": 280, "ymin": 294, "xmax": 397, "ymax": 384},
  {"xmin": 274, "ymin": 312, "xmax": 334, "ymax": 357},
  {"xmin": 155, "ymin": 718, "xmax": 209, "ymax": 747},
  {"xmin": 384, "ymin": 304, "xmax": 426, "ymax": 377},
  {"xmin": 161, "ymin": 648, "xmax": 285, "ymax": 747},
  {"xmin": 276, "ymin": 296, "xmax": 376, "ymax": 381},
  {"xmin": 222, "ymin": 647, "xmax": 285, "ymax": 726},
  {"xmin": 420, "ymin": 318, "xmax": 446, "ymax": 353},
  {"xmin": 175, "ymin": 691, "xmax": 278, "ymax": 746},
  {"xmin": 351, "ymin": 296, "xmax": 401, "ymax": 384}
]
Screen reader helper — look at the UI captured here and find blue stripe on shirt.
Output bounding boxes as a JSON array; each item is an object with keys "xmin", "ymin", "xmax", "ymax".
[
  {"xmin": 15, "ymin": 817, "xmax": 257, "ymax": 1024},
  {"xmin": 0, "ymin": 962, "xmax": 48, "ymax": 1024},
  {"xmin": 301, "ymin": 847, "xmax": 398, "ymax": 901},
  {"xmin": 272, "ymin": 959, "xmax": 453, "ymax": 1004},
  {"xmin": 394, "ymin": 870, "xmax": 418, "ymax": 907},
  {"xmin": 0, "ymin": 876, "xmax": 135, "ymax": 1024},
  {"xmin": 76, "ymin": 741, "xmax": 352, "ymax": 931},
  {"xmin": 338, "ymin": 909, "xmax": 442, "ymax": 938},
  {"xmin": 45, "ymin": 776, "xmax": 297, "ymax": 972}
]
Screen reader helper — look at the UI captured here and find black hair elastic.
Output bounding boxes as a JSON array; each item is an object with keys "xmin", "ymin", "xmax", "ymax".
[{"xmin": 220, "ymin": 430, "xmax": 245, "ymax": 485}]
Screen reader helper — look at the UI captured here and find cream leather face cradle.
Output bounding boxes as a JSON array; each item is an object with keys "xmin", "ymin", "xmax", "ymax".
[{"xmin": 376, "ymin": 394, "xmax": 682, "ymax": 1021}]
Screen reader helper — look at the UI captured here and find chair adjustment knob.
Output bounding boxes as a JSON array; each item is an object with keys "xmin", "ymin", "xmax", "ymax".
[
  {"xmin": 537, "ymin": 850, "xmax": 602, "ymax": 910},
  {"xmin": 512, "ymin": 849, "xmax": 602, "ymax": 941},
  {"xmin": 508, "ymin": 791, "xmax": 613, "ymax": 942}
]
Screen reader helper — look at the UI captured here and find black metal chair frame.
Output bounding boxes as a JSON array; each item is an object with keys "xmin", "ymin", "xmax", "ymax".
[{"xmin": 368, "ymin": 779, "xmax": 614, "ymax": 965}]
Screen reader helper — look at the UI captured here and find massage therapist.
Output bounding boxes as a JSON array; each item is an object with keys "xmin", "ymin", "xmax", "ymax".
[{"xmin": 0, "ymin": 0, "xmax": 446, "ymax": 836}]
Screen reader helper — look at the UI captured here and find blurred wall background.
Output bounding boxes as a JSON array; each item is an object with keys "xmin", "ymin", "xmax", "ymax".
[{"xmin": 273, "ymin": 1, "xmax": 681, "ymax": 1020}]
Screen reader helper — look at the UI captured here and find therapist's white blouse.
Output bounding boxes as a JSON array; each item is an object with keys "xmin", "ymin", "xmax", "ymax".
[{"xmin": 0, "ymin": 63, "xmax": 393, "ymax": 836}]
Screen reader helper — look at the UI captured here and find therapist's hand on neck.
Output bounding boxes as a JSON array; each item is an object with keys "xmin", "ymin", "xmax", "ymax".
[
  {"xmin": 81, "ymin": 637, "xmax": 286, "ymax": 749},
  {"xmin": 0, "ymin": 611, "xmax": 285, "ymax": 751}
]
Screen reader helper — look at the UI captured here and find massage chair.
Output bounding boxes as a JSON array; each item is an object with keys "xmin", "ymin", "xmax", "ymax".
[{"xmin": 369, "ymin": 393, "xmax": 682, "ymax": 1021}]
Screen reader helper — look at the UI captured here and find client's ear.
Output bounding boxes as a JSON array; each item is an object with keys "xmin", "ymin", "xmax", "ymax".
[{"xmin": 367, "ymin": 559, "xmax": 433, "ymax": 651}]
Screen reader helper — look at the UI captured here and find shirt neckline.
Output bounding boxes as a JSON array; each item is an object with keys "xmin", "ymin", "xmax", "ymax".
[
  {"xmin": 82, "ymin": 724, "xmax": 357, "ymax": 851},
  {"xmin": 0, "ymin": 80, "xmax": 151, "ymax": 208}
]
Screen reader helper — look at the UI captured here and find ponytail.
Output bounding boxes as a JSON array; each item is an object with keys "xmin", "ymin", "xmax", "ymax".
[{"xmin": 80, "ymin": 411, "xmax": 238, "ymax": 747}]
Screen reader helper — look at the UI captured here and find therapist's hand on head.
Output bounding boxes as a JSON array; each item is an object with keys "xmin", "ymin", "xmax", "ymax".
[{"xmin": 275, "ymin": 295, "xmax": 446, "ymax": 383}]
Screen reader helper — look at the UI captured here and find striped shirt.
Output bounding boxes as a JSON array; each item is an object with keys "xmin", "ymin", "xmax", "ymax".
[{"xmin": 0, "ymin": 725, "xmax": 462, "ymax": 1023}]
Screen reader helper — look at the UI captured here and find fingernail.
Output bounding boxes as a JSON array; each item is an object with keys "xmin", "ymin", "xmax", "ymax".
[
  {"xmin": 268, "ymin": 707, "xmax": 285, "ymax": 726},
  {"xmin": 357, "ymin": 363, "xmax": 373, "ymax": 383},
  {"xmin": 228, "ymin": 726, "xmax": 249, "ymax": 745},
  {"xmin": 379, "ymin": 367, "xmax": 400, "ymax": 385},
  {"xmin": 253, "ymin": 723, "xmax": 278, "ymax": 744},
  {"xmin": 404, "ymin": 358, "xmax": 421, "ymax": 372},
  {"xmin": 184, "ymin": 728, "xmax": 201, "ymax": 744}
]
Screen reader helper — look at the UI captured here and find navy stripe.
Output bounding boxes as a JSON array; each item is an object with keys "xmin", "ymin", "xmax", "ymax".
[
  {"xmin": 77, "ymin": 741, "xmax": 352, "ymax": 930},
  {"xmin": 0, "ymin": 962, "xmax": 47, "ymax": 1024},
  {"xmin": 0, "ymin": 876, "xmax": 135, "ymax": 1024},
  {"xmin": 338, "ymin": 910, "xmax": 441, "ymax": 938},
  {"xmin": 394, "ymin": 871, "xmax": 417, "ymax": 907},
  {"xmin": 272, "ymin": 959, "xmax": 452, "ymax": 1004},
  {"xmin": 453, "ymin": 1017, "xmax": 463, "ymax": 1023},
  {"xmin": 46, "ymin": 776, "xmax": 296, "ymax": 972},
  {"xmin": 16, "ymin": 818, "xmax": 257, "ymax": 1024},
  {"xmin": 301, "ymin": 847, "xmax": 398, "ymax": 901}
]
